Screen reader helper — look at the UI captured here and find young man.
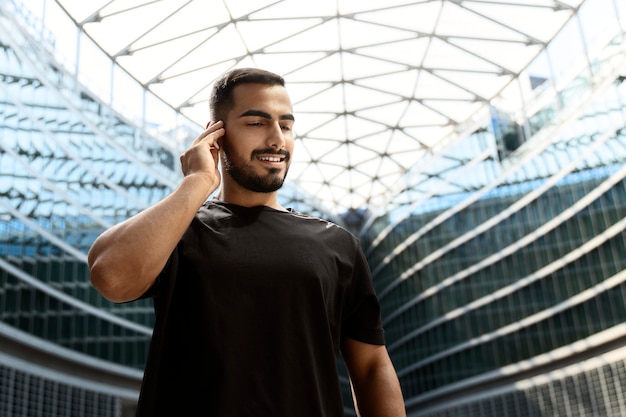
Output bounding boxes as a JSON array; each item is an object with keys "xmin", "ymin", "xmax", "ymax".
[{"xmin": 88, "ymin": 68, "xmax": 406, "ymax": 417}]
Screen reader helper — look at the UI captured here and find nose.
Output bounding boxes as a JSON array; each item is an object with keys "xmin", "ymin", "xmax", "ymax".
[{"xmin": 267, "ymin": 121, "xmax": 286, "ymax": 150}]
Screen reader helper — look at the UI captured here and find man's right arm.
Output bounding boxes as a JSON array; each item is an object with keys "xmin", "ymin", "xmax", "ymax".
[{"xmin": 88, "ymin": 122, "xmax": 223, "ymax": 303}]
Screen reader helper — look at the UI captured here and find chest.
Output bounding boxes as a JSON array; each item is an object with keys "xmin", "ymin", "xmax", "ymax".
[{"xmin": 178, "ymin": 215, "xmax": 354, "ymax": 305}]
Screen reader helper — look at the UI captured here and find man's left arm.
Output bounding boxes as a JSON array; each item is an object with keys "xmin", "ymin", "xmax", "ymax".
[{"xmin": 341, "ymin": 337, "xmax": 406, "ymax": 417}]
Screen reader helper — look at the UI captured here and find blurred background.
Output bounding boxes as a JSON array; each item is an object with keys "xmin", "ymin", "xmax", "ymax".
[{"xmin": 1, "ymin": 0, "xmax": 625, "ymax": 415}]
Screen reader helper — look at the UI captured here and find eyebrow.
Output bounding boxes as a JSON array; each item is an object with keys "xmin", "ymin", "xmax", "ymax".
[{"xmin": 238, "ymin": 109, "xmax": 295, "ymax": 122}]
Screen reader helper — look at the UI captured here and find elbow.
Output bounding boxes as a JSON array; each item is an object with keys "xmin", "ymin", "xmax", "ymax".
[
  {"xmin": 87, "ymin": 239, "xmax": 158, "ymax": 302},
  {"xmin": 87, "ymin": 247, "xmax": 113, "ymax": 301},
  {"xmin": 89, "ymin": 260, "xmax": 127, "ymax": 303},
  {"xmin": 89, "ymin": 256, "xmax": 148, "ymax": 303}
]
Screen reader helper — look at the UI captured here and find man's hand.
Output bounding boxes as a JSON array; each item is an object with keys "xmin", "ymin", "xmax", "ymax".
[{"xmin": 180, "ymin": 120, "xmax": 224, "ymax": 190}]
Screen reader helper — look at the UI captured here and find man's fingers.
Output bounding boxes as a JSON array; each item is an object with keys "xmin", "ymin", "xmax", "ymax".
[{"xmin": 191, "ymin": 120, "xmax": 224, "ymax": 147}]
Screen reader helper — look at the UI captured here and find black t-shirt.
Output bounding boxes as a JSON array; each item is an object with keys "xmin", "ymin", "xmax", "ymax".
[{"xmin": 135, "ymin": 201, "xmax": 385, "ymax": 417}]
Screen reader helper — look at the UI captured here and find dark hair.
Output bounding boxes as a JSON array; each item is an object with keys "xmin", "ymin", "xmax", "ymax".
[{"xmin": 209, "ymin": 68, "xmax": 285, "ymax": 121}]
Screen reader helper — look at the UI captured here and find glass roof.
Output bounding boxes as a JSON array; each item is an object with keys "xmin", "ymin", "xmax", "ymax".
[{"xmin": 56, "ymin": 0, "xmax": 584, "ymax": 214}]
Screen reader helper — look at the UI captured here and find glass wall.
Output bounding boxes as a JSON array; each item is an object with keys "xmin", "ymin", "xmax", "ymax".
[{"xmin": 360, "ymin": 1, "xmax": 626, "ymax": 413}]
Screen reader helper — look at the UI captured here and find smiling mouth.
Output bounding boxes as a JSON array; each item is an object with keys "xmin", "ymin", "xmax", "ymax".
[{"xmin": 257, "ymin": 155, "xmax": 285, "ymax": 163}]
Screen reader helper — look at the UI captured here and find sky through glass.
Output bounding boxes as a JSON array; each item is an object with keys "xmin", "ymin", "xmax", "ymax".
[{"xmin": 53, "ymin": 0, "xmax": 584, "ymax": 214}]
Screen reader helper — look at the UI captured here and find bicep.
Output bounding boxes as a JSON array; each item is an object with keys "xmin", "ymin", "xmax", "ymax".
[
  {"xmin": 341, "ymin": 337, "xmax": 406, "ymax": 417},
  {"xmin": 341, "ymin": 337, "xmax": 392, "ymax": 381}
]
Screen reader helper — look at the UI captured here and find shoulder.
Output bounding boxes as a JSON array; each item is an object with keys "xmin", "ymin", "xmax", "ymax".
[
  {"xmin": 191, "ymin": 200, "xmax": 239, "ymax": 227},
  {"xmin": 197, "ymin": 200, "xmax": 233, "ymax": 218},
  {"xmin": 286, "ymin": 210, "xmax": 360, "ymax": 245},
  {"xmin": 287, "ymin": 209, "xmax": 345, "ymax": 230}
]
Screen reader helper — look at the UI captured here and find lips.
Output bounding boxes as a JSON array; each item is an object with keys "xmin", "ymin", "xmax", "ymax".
[
  {"xmin": 253, "ymin": 148, "xmax": 290, "ymax": 164},
  {"xmin": 258, "ymin": 155, "xmax": 285, "ymax": 163}
]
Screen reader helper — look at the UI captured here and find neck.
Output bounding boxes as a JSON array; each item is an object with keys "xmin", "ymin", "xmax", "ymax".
[{"xmin": 217, "ymin": 188, "xmax": 286, "ymax": 211}]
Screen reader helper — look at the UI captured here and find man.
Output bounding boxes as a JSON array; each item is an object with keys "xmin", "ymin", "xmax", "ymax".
[{"xmin": 88, "ymin": 68, "xmax": 405, "ymax": 417}]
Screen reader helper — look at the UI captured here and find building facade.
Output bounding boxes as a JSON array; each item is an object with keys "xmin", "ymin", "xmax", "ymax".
[
  {"xmin": 1, "ymin": 0, "xmax": 625, "ymax": 416},
  {"xmin": 363, "ymin": 2, "xmax": 626, "ymax": 413}
]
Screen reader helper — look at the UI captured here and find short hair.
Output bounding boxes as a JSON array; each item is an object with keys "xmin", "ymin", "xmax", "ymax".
[{"xmin": 209, "ymin": 68, "xmax": 286, "ymax": 121}]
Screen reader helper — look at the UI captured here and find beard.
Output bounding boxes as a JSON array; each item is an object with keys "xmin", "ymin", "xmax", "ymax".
[{"xmin": 221, "ymin": 138, "xmax": 290, "ymax": 193}]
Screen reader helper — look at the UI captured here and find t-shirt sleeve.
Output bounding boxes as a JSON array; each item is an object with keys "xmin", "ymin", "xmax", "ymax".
[{"xmin": 341, "ymin": 241, "xmax": 386, "ymax": 345}]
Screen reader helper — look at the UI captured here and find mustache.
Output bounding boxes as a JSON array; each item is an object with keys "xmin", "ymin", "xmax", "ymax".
[{"xmin": 251, "ymin": 148, "xmax": 290, "ymax": 161}]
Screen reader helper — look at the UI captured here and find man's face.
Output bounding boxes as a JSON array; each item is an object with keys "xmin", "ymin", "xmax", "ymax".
[{"xmin": 219, "ymin": 83, "xmax": 295, "ymax": 193}]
